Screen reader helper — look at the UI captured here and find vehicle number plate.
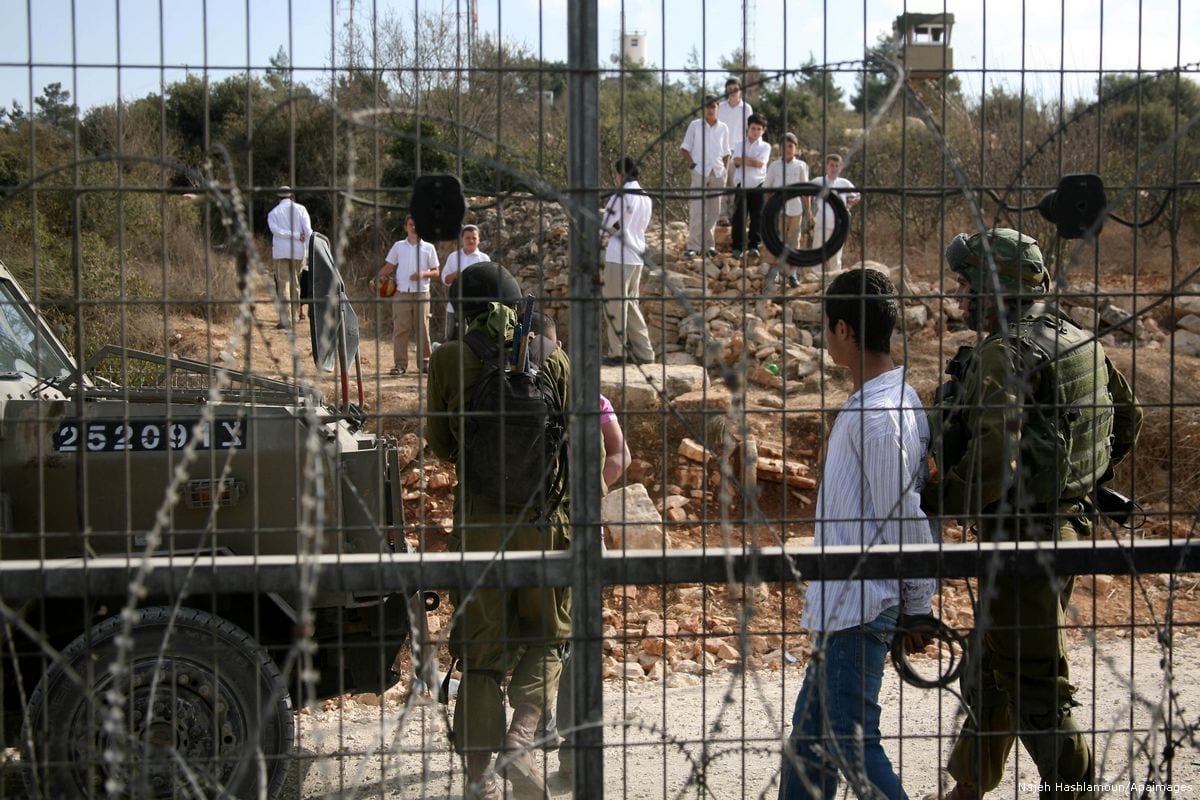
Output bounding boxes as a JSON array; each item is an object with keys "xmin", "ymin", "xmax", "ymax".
[{"xmin": 52, "ymin": 419, "xmax": 249, "ymax": 452}]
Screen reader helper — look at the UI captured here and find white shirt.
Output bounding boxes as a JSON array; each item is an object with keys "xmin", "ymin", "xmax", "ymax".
[
  {"xmin": 602, "ymin": 180, "xmax": 652, "ymax": 266},
  {"xmin": 812, "ymin": 175, "xmax": 859, "ymax": 230},
  {"xmin": 764, "ymin": 157, "xmax": 811, "ymax": 216},
  {"xmin": 441, "ymin": 248, "xmax": 489, "ymax": 312},
  {"xmin": 733, "ymin": 137, "xmax": 770, "ymax": 187},
  {"xmin": 384, "ymin": 238, "xmax": 440, "ymax": 293},
  {"xmin": 267, "ymin": 199, "xmax": 313, "ymax": 261},
  {"xmin": 681, "ymin": 118, "xmax": 731, "ymax": 180},
  {"xmin": 802, "ymin": 367, "xmax": 936, "ymax": 632},
  {"xmin": 717, "ymin": 98, "xmax": 754, "ymax": 146}
]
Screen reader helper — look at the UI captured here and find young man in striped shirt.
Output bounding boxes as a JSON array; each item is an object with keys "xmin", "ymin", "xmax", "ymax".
[{"xmin": 779, "ymin": 268, "xmax": 935, "ymax": 800}]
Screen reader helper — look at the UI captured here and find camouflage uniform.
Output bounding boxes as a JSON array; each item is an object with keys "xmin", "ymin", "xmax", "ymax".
[
  {"xmin": 925, "ymin": 229, "xmax": 1142, "ymax": 800},
  {"xmin": 427, "ymin": 296, "xmax": 571, "ymax": 797}
]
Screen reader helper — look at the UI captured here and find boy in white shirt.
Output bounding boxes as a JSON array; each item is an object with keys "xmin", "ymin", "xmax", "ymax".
[
  {"xmin": 716, "ymin": 76, "xmax": 753, "ymax": 224},
  {"xmin": 812, "ymin": 153, "xmax": 861, "ymax": 274},
  {"xmin": 377, "ymin": 215, "xmax": 440, "ymax": 375},
  {"xmin": 680, "ymin": 95, "xmax": 731, "ymax": 258},
  {"xmin": 778, "ymin": 268, "xmax": 933, "ymax": 800},
  {"xmin": 601, "ymin": 157, "xmax": 655, "ymax": 365},
  {"xmin": 730, "ymin": 114, "xmax": 771, "ymax": 260},
  {"xmin": 441, "ymin": 225, "xmax": 488, "ymax": 341},
  {"xmin": 762, "ymin": 133, "xmax": 812, "ymax": 288}
]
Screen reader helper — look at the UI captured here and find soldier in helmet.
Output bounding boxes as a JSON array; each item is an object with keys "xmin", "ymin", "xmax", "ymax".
[
  {"xmin": 427, "ymin": 263, "xmax": 571, "ymax": 800},
  {"xmin": 925, "ymin": 229, "xmax": 1142, "ymax": 800}
]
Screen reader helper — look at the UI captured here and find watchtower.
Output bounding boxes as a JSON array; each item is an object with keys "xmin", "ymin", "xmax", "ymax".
[{"xmin": 893, "ymin": 12, "xmax": 954, "ymax": 79}]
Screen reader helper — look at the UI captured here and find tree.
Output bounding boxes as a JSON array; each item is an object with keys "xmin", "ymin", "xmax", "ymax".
[
  {"xmin": 683, "ymin": 46, "xmax": 708, "ymax": 98},
  {"xmin": 3, "ymin": 101, "xmax": 26, "ymax": 128},
  {"xmin": 719, "ymin": 48, "xmax": 760, "ymax": 100},
  {"xmin": 265, "ymin": 47, "xmax": 293, "ymax": 94},
  {"xmin": 34, "ymin": 82, "xmax": 78, "ymax": 131},
  {"xmin": 755, "ymin": 57, "xmax": 849, "ymax": 155},
  {"xmin": 851, "ymin": 33, "xmax": 898, "ymax": 115}
]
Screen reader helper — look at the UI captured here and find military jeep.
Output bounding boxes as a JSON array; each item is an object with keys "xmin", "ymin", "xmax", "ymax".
[{"xmin": 0, "ymin": 259, "xmax": 418, "ymax": 799}]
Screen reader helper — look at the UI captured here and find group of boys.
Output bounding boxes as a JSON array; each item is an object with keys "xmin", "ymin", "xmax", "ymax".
[
  {"xmin": 681, "ymin": 78, "xmax": 861, "ymax": 288},
  {"xmin": 370, "ymin": 218, "xmax": 489, "ymax": 375}
]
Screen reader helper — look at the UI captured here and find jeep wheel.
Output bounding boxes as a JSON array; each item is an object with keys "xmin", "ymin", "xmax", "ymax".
[{"xmin": 22, "ymin": 606, "xmax": 294, "ymax": 799}]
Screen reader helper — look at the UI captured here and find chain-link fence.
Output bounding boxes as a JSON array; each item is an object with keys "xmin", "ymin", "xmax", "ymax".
[{"xmin": 0, "ymin": 1, "xmax": 1197, "ymax": 798}]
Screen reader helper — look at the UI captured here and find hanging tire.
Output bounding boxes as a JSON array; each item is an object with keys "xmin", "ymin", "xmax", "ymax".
[{"xmin": 22, "ymin": 606, "xmax": 294, "ymax": 799}]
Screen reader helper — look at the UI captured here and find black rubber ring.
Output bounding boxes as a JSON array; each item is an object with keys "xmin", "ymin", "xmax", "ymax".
[{"xmin": 760, "ymin": 182, "xmax": 851, "ymax": 268}]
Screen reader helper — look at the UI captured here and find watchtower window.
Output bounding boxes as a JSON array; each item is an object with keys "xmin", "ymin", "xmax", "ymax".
[{"xmin": 912, "ymin": 24, "xmax": 945, "ymax": 43}]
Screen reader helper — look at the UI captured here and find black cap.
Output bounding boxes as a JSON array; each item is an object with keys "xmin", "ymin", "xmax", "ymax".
[{"xmin": 453, "ymin": 262, "xmax": 522, "ymax": 321}]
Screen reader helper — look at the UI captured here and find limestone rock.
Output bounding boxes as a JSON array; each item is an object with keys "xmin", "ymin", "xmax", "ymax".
[
  {"xmin": 1172, "ymin": 329, "xmax": 1200, "ymax": 357},
  {"xmin": 1176, "ymin": 314, "xmax": 1200, "ymax": 334},
  {"xmin": 601, "ymin": 483, "xmax": 664, "ymax": 550}
]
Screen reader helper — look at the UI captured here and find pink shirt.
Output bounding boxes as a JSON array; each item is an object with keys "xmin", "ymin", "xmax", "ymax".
[{"xmin": 599, "ymin": 394, "xmax": 616, "ymax": 426}]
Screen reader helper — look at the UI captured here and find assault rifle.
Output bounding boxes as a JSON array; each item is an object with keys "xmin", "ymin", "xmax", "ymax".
[{"xmin": 511, "ymin": 293, "xmax": 536, "ymax": 374}]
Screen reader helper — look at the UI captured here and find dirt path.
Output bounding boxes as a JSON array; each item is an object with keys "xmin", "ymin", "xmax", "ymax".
[{"xmin": 286, "ymin": 635, "xmax": 1200, "ymax": 799}]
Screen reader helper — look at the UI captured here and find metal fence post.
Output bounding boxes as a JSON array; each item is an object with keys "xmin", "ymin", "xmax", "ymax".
[{"xmin": 568, "ymin": 0, "xmax": 604, "ymax": 794}]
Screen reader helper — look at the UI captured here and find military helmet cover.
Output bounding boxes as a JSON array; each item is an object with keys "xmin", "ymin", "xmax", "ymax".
[
  {"xmin": 453, "ymin": 261, "xmax": 522, "ymax": 321},
  {"xmin": 945, "ymin": 228, "xmax": 1049, "ymax": 295}
]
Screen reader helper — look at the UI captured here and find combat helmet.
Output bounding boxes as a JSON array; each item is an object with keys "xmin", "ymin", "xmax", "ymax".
[
  {"xmin": 945, "ymin": 228, "xmax": 1050, "ymax": 296},
  {"xmin": 452, "ymin": 261, "xmax": 522, "ymax": 322}
]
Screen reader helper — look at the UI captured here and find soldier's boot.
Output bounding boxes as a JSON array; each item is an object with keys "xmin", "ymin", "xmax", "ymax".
[
  {"xmin": 498, "ymin": 702, "xmax": 547, "ymax": 798},
  {"xmin": 464, "ymin": 752, "xmax": 502, "ymax": 800}
]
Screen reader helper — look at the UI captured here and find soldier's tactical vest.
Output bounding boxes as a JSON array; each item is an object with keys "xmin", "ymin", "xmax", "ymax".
[{"xmin": 1006, "ymin": 312, "xmax": 1114, "ymax": 505}]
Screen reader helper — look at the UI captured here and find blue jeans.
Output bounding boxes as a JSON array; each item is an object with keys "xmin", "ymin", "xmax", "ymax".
[{"xmin": 779, "ymin": 606, "xmax": 908, "ymax": 800}]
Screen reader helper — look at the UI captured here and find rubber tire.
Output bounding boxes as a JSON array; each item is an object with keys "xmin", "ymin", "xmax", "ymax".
[
  {"xmin": 760, "ymin": 182, "xmax": 850, "ymax": 267},
  {"xmin": 22, "ymin": 606, "xmax": 294, "ymax": 800}
]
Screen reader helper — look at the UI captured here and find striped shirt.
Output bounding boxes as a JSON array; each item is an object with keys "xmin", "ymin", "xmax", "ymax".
[{"xmin": 802, "ymin": 366, "xmax": 936, "ymax": 632}]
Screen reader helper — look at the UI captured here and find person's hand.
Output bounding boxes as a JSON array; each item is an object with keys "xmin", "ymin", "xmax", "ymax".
[
  {"xmin": 900, "ymin": 614, "xmax": 935, "ymax": 654},
  {"xmin": 801, "ymin": 212, "xmax": 815, "ymax": 237}
]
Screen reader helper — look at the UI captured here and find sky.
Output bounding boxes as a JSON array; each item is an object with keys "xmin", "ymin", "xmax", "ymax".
[{"xmin": 0, "ymin": 0, "xmax": 1196, "ymax": 113}]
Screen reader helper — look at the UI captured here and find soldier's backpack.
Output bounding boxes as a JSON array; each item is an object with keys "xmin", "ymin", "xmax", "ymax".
[{"xmin": 460, "ymin": 328, "xmax": 568, "ymax": 517}]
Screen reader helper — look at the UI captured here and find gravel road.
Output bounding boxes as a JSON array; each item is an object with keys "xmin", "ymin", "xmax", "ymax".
[{"xmin": 287, "ymin": 635, "xmax": 1200, "ymax": 799}]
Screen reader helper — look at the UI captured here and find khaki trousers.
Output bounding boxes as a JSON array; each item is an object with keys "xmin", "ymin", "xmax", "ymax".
[
  {"xmin": 602, "ymin": 261, "xmax": 655, "ymax": 362},
  {"xmin": 391, "ymin": 291, "xmax": 431, "ymax": 371},
  {"xmin": 449, "ymin": 503, "xmax": 571, "ymax": 754},
  {"xmin": 687, "ymin": 172, "xmax": 725, "ymax": 252},
  {"xmin": 763, "ymin": 214, "xmax": 803, "ymax": 284},
  {"xmin": 273, "ymin": 258, "xmax": 303, "ymax": 325}
]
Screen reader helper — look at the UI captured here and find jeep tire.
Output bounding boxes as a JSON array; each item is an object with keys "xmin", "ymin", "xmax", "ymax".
[{"xmin": 22, "ymin": 606, "xmax": 293, "ymax": 799}]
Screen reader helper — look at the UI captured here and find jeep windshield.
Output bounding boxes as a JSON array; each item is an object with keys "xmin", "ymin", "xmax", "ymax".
[{"xmin": 0, "ymin": 279, "xmax": 74, "ymax": 381}]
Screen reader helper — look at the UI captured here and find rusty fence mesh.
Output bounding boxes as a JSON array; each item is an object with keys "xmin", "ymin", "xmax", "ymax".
[{"xmin": 0, "ymin": 1, "xmax": 1197, "ymax": 798}]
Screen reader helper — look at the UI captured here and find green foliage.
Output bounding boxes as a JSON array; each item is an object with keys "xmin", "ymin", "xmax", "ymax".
[
  {"xmin": 2, "ymin": 12, "xmax": 1198, "ymax": 364},
  {"xmin": 852, "ymin": 34, "xmax": 898, "ymax": 115},
  {"xmin": 33, "ymin": 83, "xmax": 78, "ymax": 132},
  {"xmin": 755, "ymin": 58, "xmax": 849, "ymax": 153},
  {"xmin": 602, "ymin": 67, "xmax": 692, "ymax": 176}
]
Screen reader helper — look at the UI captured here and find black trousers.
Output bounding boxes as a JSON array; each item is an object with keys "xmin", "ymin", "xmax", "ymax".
[{"xmin": 731, "ymin": 184, "xmax": 764, "ymax": 251}]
